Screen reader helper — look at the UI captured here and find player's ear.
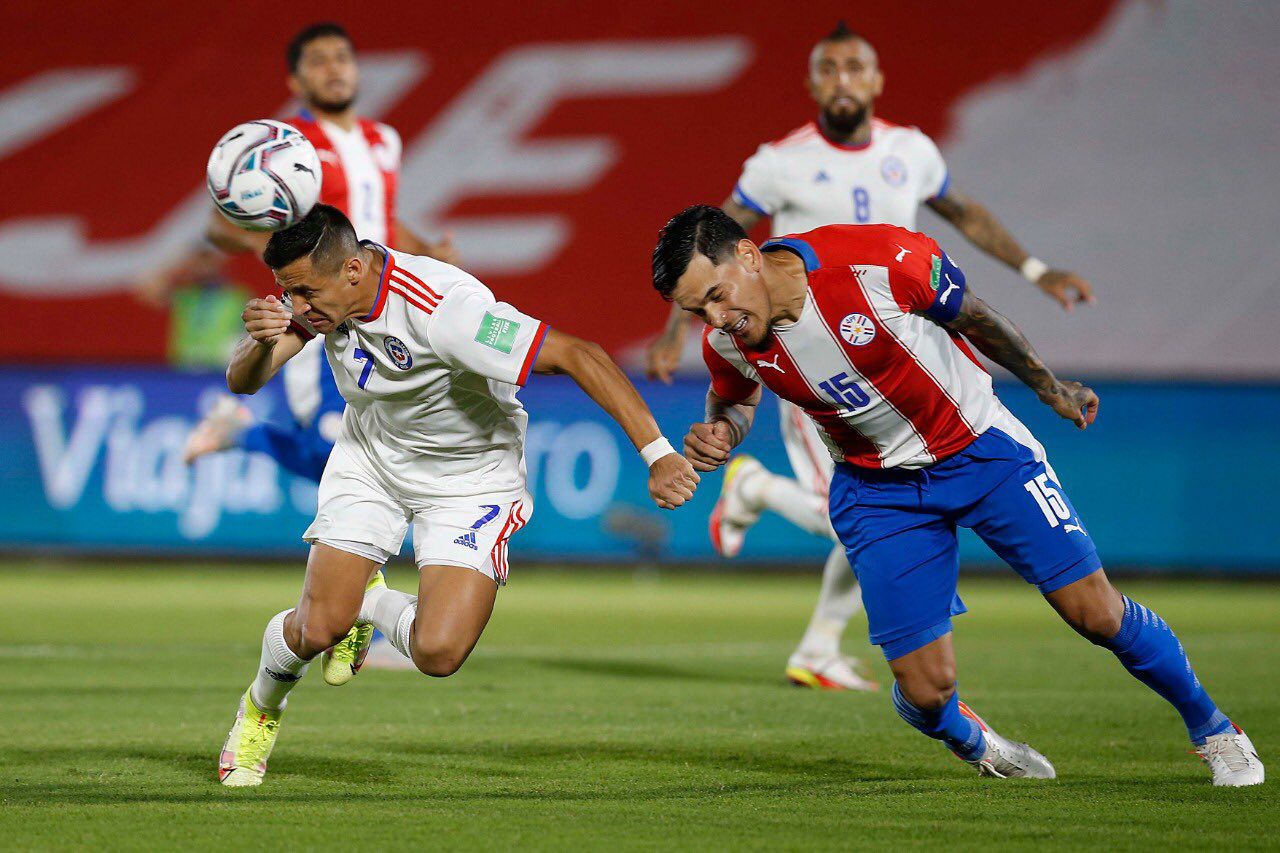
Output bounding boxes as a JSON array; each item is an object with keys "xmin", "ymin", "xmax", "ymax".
[
  {"xmin": 872, "ymin": 67, "xmax": 884, "ymax": 99},
  {"xmin": 345, "ymin": 255, "xmax": 362, "ymax": 285},
  {"xmin": 287, "ymin": 75, "xmax": 304, "ymax": 100},
  {"xmin": 738, "ymin": 239, "xmax": 761, "ymax": 272}
]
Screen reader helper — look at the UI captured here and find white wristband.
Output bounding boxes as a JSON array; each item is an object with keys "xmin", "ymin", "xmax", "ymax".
[
  {"xmin": 640, "ymin": 437, "xmax": 676, "ymax": 467},
  {"xmin": 1020, "ymin": 257, "xmax": 1049, "ymax": 284}
]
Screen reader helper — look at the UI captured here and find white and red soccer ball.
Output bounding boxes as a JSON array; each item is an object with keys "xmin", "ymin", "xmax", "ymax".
[{"xmin": 206, "ymin": 119, "xmax": 321, "ymax": 231}]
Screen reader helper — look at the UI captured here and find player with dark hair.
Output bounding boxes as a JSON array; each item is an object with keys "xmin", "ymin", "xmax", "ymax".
[
  {"xmin": 216, "ymin": 205, "xmax": 699, "ymax": 786},
  {"xmin": 151, "ymin": 21, "xmax": 461, "ymax": 679},
  {"xmin": 652, "ymin": 204, "xmax": 1262, "ymax": 786},
  {"xmin": 646, "ymin": 23, "xmax": 1095, "ymax": 692}
]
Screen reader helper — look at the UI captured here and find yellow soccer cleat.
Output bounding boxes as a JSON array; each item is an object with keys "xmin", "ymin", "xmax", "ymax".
[
  {"xmin": 218, "ymin": 688, "xmax": 283, "ymax": 787},
  {"xmin": 321, "ymin": 569, "xmax": 386, "ymax": 686}
]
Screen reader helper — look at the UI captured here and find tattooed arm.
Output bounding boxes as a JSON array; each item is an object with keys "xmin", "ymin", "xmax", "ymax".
[
  {"xmin": 683, "ymin": 386, "xmax": 763, "ymax": 471},
  {"xmin": 928, "ymin": 185, "xmax": 1094, "ymax": 312},
  {"xmin": 945, "ymin": 288, "xmax": 1099, "ymax": 429}
]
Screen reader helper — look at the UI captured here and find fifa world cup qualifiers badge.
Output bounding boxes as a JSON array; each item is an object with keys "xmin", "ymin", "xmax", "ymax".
[{"xmin": 475, "ymin": 313, "xmax": 521, "ymax": 354}]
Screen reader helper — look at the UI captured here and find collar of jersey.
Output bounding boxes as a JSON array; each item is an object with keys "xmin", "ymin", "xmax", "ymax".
[
  {"xmin": 359, "ymin": 240, "xmax": 392, "ymax": 323},
  {"xmin": 814, "ymin": 119, "xmax": 875, "ymax": 152},
  {"xmin": 761, "ymin": 237, "xmax": 820, "ymax": 274}
]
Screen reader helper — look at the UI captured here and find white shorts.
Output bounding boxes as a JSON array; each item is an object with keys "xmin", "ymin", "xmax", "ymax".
[
  {"xmin": 778, "ymin": 398, "xmax": 835, "ymax": 500},
  {"xmin": 303, "ymin": 442, "xmax": 531, "ymax": 585}
]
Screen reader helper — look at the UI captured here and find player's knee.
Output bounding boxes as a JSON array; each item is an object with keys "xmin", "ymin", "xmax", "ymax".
[
  {"xmin": 894, "ymin": 665, "xmax": 956, "ymax": 712},
  {"xmin": 1073, "ymin": 603, "xmax": 1123, "ymax": 645},
  {"xmin": 1055, "ymin": 582, "xmax": 1124, "ymax": 644},
  {"xmin": 298, "ymin": 614, "xmax": 355, "ymax": 655},
  {"xmin": 410, "ymin": 637, "xmax": 470, "ymax": 678}
]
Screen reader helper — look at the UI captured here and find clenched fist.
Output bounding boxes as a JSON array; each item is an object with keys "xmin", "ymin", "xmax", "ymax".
[
  {"xmin": 683, "ymin": 420, "xmax": 735, "ymax": 472},
  {"xmin": 242, "ymin": 295, "xmax": 292, "ymax": 347},
  {"xmin": 649, "ymin": 452, "xmax": 700, "ymax": 510}
]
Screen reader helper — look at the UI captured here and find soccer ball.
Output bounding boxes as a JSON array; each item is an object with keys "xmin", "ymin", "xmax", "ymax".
[{"xmin": 206, "ymin": 120, "xmax": 321, "ymax": 231}]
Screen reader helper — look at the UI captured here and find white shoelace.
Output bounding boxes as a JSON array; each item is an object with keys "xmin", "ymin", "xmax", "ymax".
[{"xmin": 1203, "ymin": 736, "xmax": 1252, "ymax": 773}]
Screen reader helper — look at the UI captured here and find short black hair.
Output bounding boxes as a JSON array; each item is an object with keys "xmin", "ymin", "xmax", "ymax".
[
  {"xmin": 263, "ymin": 204, "xmax": 360, "ymax": 272},
  {"xmin": 287, "ymin": 22, "xmax": 352, "ymax": 73},
  {"xmin": 821, "ymin": 19, "xmax": 865, "ymax": 44},
  {"xmin": 651, "ymin": 205, "xmax": 748, "ymax": 301}
]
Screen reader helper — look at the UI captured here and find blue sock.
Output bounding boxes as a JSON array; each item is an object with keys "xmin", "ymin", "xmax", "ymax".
[
  {"xmin": 1103, "ymin": 596, "xmax": 1232, "ymax": 744},
  {"xmin": 892, "ymin": 683, "xmax": 987, "ymax": 761}
]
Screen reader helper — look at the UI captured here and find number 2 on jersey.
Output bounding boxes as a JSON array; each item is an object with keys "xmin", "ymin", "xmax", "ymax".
[
  {"xmin": 352, "ymin": 347, "xmax": 374, "ymax": 389},
  {"xmin": 852, "ymin": 186, "xmax": 870, "ymax": 223}
]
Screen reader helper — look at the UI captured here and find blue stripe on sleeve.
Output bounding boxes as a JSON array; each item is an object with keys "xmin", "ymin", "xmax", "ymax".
[
  {"xmin": 732, "ymin": 183, "xmax": 771, "ymax": 217},
  {"xmin": 931, "ymin": 170, "xmax": 951, "ymax": 201}
]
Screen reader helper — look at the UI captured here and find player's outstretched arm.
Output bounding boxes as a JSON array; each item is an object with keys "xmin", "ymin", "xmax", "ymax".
[
  {"xmin": 684, "ymin": 386, "xmax": 763, "ymax": 471},
  {"xmin": 226, "ymin": 295, "xmax": 307, "ymax": 395},
  {"xmin": 533, "ymin": 330, "xmax": 699, "ymax": 509},
  {"xmin": 927, "ymin": 186, "xmax": 1095, "ymax": 312},
  {"xmin": 945, "ymin": 289, "xmax": 1098, "ymax": 429}
]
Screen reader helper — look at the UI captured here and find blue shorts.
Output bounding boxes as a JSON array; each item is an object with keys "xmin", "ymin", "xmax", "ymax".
[{"xmin": 829, "ymin": 428, "xmax": 1101, "ymax": 661}]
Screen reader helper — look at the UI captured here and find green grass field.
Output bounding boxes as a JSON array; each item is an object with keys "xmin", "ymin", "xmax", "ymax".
[{"xmin": 0, "ymin": 563, "xmax": 1274, "ymax": 851}]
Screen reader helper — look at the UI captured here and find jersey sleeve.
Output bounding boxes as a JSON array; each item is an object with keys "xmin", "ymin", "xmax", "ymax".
[
  {"xmin": 701, "ymin": 327, "xmax": 759, "ymax": 402},
  {"xmin": 885, "ymin": 228, "xmax": 967, "ymax": 323},
  {"xmin": 731, "ymin": 144, "xmax": 784, "ymax": 218},
  {"xmin": 426, "ymin": 280, "xmax": 550, "ymax": 385},
  {"xmin": 912, "ymin": 130, "xmax": 949, "ymax": 202}
]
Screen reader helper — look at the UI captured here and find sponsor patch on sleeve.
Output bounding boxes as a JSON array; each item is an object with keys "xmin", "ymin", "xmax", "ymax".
[
  {"xmin": 475, "ymin": 312, "xmax": 521, "ymax": 353},
  {"xmin": 929, "ymin": 254, "xmax": 942, "ymax": 291}
]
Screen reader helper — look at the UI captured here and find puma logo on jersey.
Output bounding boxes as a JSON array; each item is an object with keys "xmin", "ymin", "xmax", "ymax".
[
  {"xmin": 813, "ymin": 170, "xmax": 831, "ymax": 183},
  {"xmin": 894, "ymin": 245, "xmax": 911, "ymax": 262},
  {"xmin": 1063, "ymin": 519, "xmax": 1087, "ymax": 535},
  {"xmin": 939, "ymin": 277, "xmax": 960, "ymax": 304},
  {"xmin": 757, "ymin": 354, "xmax": 785, "ymax": 374}
]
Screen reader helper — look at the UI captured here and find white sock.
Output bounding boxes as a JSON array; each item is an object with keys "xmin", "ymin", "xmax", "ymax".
[
  {"xmin": 740, "ymin": 469, "xmax": 834, "ymax": 538},
  {"xmin": 250, "ymin": 610, "xmax": 309, "ymax": 711},
  {"xmin": 361, "ymin": 586, "xmax": 417, "ymax": 660},
  {"xmin": 794, "ymin": 545, "xmax": 863, "ymax": 661}
]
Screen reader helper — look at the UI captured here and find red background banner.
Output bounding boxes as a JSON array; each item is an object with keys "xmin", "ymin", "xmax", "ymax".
[{"xmin": 0, "ymin": 1, "xmax": 1115, "ymax": 363}]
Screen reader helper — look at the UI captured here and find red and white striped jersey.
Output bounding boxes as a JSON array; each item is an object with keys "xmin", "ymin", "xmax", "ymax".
[
  {"xmin": 703, "ymin": 224, "xmax": 1015, "ymax": 470},
  {"xmin": 288, "ymin": 111, "xmax": 400, "ymax": 246},
  {"xmin": 292, "ymin": 243, "xmax": 549, "ymax": 501}
]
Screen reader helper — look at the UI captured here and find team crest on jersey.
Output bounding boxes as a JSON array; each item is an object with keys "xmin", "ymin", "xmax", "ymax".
[
  {"xmin": 880, "ymin": 155, "xmax": 908, "ymax": 187},
  {"xmin": 839, "ymin": 313, "xmax": 877, "ymax": 347},
  {"xmin": 383, "ymin": 335, "xmax": 413, "ymax": 370}
]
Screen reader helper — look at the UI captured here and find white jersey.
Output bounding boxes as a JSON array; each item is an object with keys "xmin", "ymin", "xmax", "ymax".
[
  {"xmin": 292, "ymin": 243, "xmax": 548, "ymax": 502},
  {"xmin": 731, "ymin": 118, "xmax": 948, "ymax": 236}
]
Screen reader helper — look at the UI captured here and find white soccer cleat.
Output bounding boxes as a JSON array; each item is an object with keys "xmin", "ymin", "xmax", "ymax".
[
  {"xmin": 785, "ymin": 653, "xmax": 879, "ymax": 692},
  {"xmin": 184, "ymin": 395, "xmax": 251, "ymax": 464},
  {"xmin": 1196, "ymin": 725, "xmax": 1264, "ymax": 787},
  {"xmin": 959, "ymin": 702, "xmax": 1056, "ymax": 779},
  {"xmin": 709, "ymin": 455, "xmax": 764, "ymax": 558}
]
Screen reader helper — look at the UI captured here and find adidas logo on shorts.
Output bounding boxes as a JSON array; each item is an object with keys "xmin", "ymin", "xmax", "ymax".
[{"xmin": 453, "ymin": 531, "xmax": 478, "ymax": 550}]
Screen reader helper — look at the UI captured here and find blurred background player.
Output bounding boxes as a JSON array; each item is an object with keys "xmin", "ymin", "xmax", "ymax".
[{"xmin": 645, "ymin": 22, "xmax": 1095, "ymax": 692}]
